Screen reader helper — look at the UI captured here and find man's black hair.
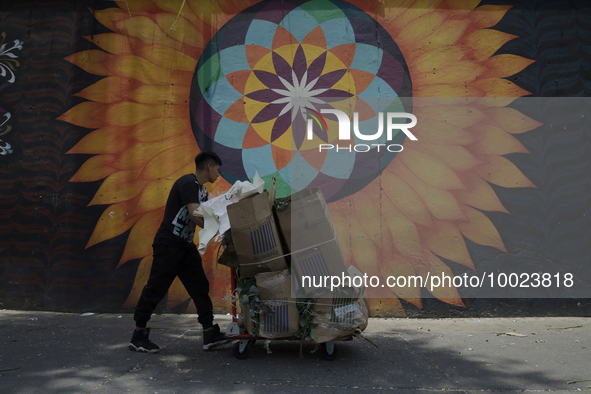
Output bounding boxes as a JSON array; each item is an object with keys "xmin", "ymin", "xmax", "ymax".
[{"xmin": 195, "ymin": 151, "xmax": 222, "ymax": 171}]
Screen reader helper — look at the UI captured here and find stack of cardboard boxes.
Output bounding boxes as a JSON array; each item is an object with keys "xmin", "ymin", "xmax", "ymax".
[{"xmin": 219, "ymin": 186, "xmax": 368, "ymax": 343}]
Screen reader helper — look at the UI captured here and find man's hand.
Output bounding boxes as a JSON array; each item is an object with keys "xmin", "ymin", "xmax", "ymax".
[{"xmin": 187, "ymin": 202, "xmax": 205, "ymax": 228}]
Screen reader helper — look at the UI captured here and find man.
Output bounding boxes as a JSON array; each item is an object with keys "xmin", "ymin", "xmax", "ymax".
[{"xmin": 129, "ymin": 151, "xmax": 228, "ymax": 353}]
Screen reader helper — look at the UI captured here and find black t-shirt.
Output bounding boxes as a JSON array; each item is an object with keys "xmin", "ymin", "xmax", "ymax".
[{"xmin": 153, "ymin": 174, "xmax": 208, "ymax": 247}]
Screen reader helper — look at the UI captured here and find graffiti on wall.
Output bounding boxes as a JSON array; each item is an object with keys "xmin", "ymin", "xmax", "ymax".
[
  {"xmin": 0, "ymin": 32, "xmax": 23, "ymax": 155},
  {"xmin": 58, "ymin": 0, "xmax": 539, "ymax": 315},
  {"xmin": 2, "ymin": 0, "xmax": 589, "ymax": 314}
]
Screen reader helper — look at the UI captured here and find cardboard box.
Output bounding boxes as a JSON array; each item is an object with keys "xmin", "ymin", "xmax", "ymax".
[
  {"xmin": 227, "ymin": 191, "xmax": 287, "ymax": 278},
  {"xmin": 275, "ymin": 188, "xmax": 348, "ymax": 296},
  {"xmin": 243, "ymin": 270, "xmax": 299, "ymax": 338},
  {"xmin": 311, "ymin": 293, "xmax": 369, "ymax": 344}
]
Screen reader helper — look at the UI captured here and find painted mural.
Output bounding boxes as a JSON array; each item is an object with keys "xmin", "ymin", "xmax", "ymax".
[{"xmin": 1, "ymin": 0, "xmax": 590, "ymax": 316}]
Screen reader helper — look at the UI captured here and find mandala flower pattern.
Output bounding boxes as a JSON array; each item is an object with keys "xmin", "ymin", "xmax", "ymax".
[{"xmin": 191, "ymin": 0, "xmax": 411, "ymax": 200}]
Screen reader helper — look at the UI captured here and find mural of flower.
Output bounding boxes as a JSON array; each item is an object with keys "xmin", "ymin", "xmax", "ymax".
[{"xmin": 61, "ymin": 0, "xmax": 538, "ymax": 316}]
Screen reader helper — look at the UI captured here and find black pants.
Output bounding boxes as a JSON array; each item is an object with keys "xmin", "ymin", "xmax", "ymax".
[{"xmin": 134, "ymin": 244, "xmax": 214, "ymax": 329}]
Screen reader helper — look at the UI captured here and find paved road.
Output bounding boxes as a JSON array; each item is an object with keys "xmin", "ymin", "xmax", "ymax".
[{"xmin": 0, "ymin": 310, "xmax": 589, "ymax": 393}]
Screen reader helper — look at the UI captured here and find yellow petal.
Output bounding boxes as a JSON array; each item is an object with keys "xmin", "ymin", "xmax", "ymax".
[
  {"xmin": 394, "ymin": 161, "xmax": 466, "ymax": 221},
  {"xmin": 85, "ymin": 33, "xmax": 138, "ymax": 55},
  {"xmin": 484, "ymin": 107, "xmax": 542, "ymax": 134},
  {"xmin": 379, "ymin": 255, "xmax": 422, "ymax": 305},
  {"xmin": 414, "ymin": 46, "xmax": 464, "ymax": 74},
  {"xmin": 118, "ymin": 209, "xmax": 164, "ymax": 267},
  {"xmin": 113, "ymin": 134, "xmax": 192, "ymax": 171},
  {"xmin": 70, "ymin": 154, "xmax": 117, "ymax": 183},
  {"xmin": 463, "ymin": 30, "xmax": 517, "ymax": 62},
  {"xmin": 105, "ymin": 102, "xmax": 186, "ymax": 127},
  {"xmin": 141, "ymin": 142, "xmax": 198, "ymax": 180},
  {"xmin": 391, "ymin": 0, "xmax": 444, "ymax": 33},
  {"xmin": 416, "ymin": 61, "xmax": 486, "ymax": 86},
  {"xmin": 471, "ymin": 125, "xmax": 529, "ymax": 155},
  {"xmin": 383, "ymin": 203, "xmax": 422, "ymax": 257},
  {"xmin": 107, "ymin": 54, "xmax": 193, "ymax": 86},
  {"xmin": 414, "ymin": 252, "xmax": 465, "ymax": 306},
  {"xmin": 413, "ymin": 141, "xmax": 481, "ymax": 171},
  {"xmin": 89, "ymin": 170, "xmax": 148, "ymax": 206},
  {"xmin": 351, "ymin": 224, "xmax": 380, "ymax": 278},
  {"xmin": 75, "ymin": 76, "xmax": 140, "ymax": 104},
  {"xmin": 483, "ymin": 54, "xmax": 535, "ymax": 79},
  {"xmin": 396, "ymin": 12, "xmax": 446, "ymax": 45},
  {"xmin": 129, "ymin": 117, "xmax": 190, "ymax": 143},
  {"xmin": 58, "ymin": 101, "xmax": 108, "ymax": 129},
  {"xmin": 329, "ymin": 200, "xmax": 354, "ymax": 264},
  {"xmin": 457, "ymin": 206, "xmax": 507, "ymax": 252},
  {"xmin": 114, "ymin": 0, "xmax": 161, "ymax": 13},
  {"xmin": 351, "ymin": 185, "xmax": 384, "ymax": 249},
  {"xmin": 423, "ymin": 220, "xmax": 474, "ymax": 269},
  {"xmin": 469, "ymin": 77, "xmax": 531, "ymax": 97},
  {"xmin": 381, "ymin": 170, "xmax": 432, "ymax": 226},
  {"xmin": 367, "ymin": 290, "xmax": 408, "ymax": 316},
  {"xmin": 93, "ymin": 8, "xmax": 128, "ymax": 35},
  {"xmin": 440, "ymin": 0, "xmax": 480, "ymax": 16},
  {"xmin": 416, "ymin": 20, "xmax": 469, "ymax": 49},
  {"xmin": 136, "ymin": 45, "xmax": 198, "ymax": 72},
  {"xmin": 470, "ymin": 4, "xmax": 513, "ymax": 30},
  {"xmin": 399, "ymin": 147, "xmax": 466, "ymax": 190},
  {"xmin": 65, "ymin": 50, "xmax": 110, "ymax": 76},
  {"xmin": 411, "ymin": 119, "xmax": 476, "ymax": 146},
  {"xmin": 122, "ymin": 256, "xmax": 152, "ymax": 308},
  {"xmin": 128, "ymin": 84, "xmax": 191, "ymax": 105},
  {"xmin": 153, "ymin": 13, "xmax": 205, "ymax": 50},
  {"xmin": 475, "ymin": 155, "xmax": 536, "ymax": 188},
  {"xmin": 454, "ymin": 173, "xmax": 508, "ymax": 213},
  {"xmin": 415, "ymin": 83, "xmax": 483, "ymax": 98},
  {"xmin": 86, "ymin": 201, "xmax": 141, "ymax": 248},
  {"xmin": 417, "ymin": 104, "xmax": 487, "ymax": 129},
  {"xmin": 67, "ymin": 126, "xmax": 130, "ymax": 155}
]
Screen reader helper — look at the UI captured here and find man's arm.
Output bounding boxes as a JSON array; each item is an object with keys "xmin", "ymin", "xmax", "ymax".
[{"xmin": 187, "ymin": 202, "xmax": 204, "ymax": 228}]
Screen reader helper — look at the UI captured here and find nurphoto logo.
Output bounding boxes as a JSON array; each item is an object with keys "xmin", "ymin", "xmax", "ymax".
[{"xmin": 305, "ymin": 108, "xmax": 417, "ymax": 153}]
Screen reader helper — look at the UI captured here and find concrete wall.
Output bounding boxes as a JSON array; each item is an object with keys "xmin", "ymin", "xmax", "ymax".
[{"xmin": 1, "ymin": 0, "xmax": 589, "ymax": 316}]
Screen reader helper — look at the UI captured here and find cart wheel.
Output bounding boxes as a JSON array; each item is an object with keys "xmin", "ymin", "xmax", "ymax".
[
  {"xmin": 322, "ymin": 341, "xmax": 338, "ymax": 361},
  {"xmin": 233, "ymin": 340, "xmax": 250, "ymax": 360}
]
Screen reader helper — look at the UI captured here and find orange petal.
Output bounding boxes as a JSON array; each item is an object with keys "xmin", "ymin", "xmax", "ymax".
[
  {"xmin": 85, "ymin": 33, "xmax": 139, "ymax": 55},
  {"xmin": 67, "ymin": 125, "xmax": 131, "ymax": 155},
  {"xmin": 114, "ymin": 133, "xmax": 194, "ymax": 172},
  {"xmin": 391, "ymin": 1, "xmax": 444, "ymax": 34},
  {"xmin": 470, "ymin": 5, "xmax": 513, "ymax": 30},
  {"xmin": 86, "ymin": 200, "xmax": 142, "ymax": 248},
  {"xmin": 383, "ymin": 203, "xmax": 422, "ymax": 258},
  {"xmin": 58, "ymin": 102, "xmax": 109, "ymax": 129},
  {"xmin": 93, "ymin": 7, "xmax": 129, "ymax": 35},
  {"xmin": 471, "ymin": 125, "xmax": 529, "ymax": 155},
  {"xmin": 413, "ymin": 252, "xmax": 465, "ymax": 306},
  {"xmin": 379, "ymin": 255, "xmax": 422, "ymax": 306},
  {"xmin": 415, "ymin": 20, "xmax": 469, "ymax": 49},
  {"xmin": 140, "ymin": 142, "xmax": 198, "ymax": 180},
  {"xmin": 413, "ymin": 141, "xmax": 481, "ymax": 171},
  {"xmin": 128, "ymin": 85, "xmax": 191, "ymax": 105},
  {"xmin": 129, "ymin": 117, "xmax": 190, "ymax": 143},
  {"xmin": 475, "ymin": 155, "xmax": 536, "ymax": 188},
  {"xmin": 396, "ymin": 12, "xmax": 446, "ymax": 45},
  {"xmin": 65, "ymin": 50, "xmax": 110, "ymax": 76},
  {"xmin": 470, "ymin": 77, "xmax": 531, "ymax": 97},
  {"xmin": 415, "ymin": 61, "xmax": 486, "ymax": 86},
  {"xmin": 75, "ymin": 76, "xmax": 143, "ymax": 104},
  {"xmin": 131, "ymin": 178, "xmax": 175, "ymax": 215},
  {"xmin": 399, "ymin": 147, "xmax": 466, "ymax": 190},
  {"xmin": 381, "ymin": 170, "xmax": 432, "ymax": 226},
  {"xmin": 484, "ymin": 107, "xmax": 542, "ymax": 134},
  {"xmin": 350, "ymin": 187, "xmax": 384, "ymax": 250},
  {"xmin": 105, "ymin": 102, "xmax": 186, "ymax": 127},
  {"xmin": 70, "ymin": 154, "xmax": 118, "ymax": 183},
  {"xmin": 105, "ymin": 54, "xmax": 193, "ymax": 86},
  {"xmin": 457, "ymin": 206, "xmax": 507, "ymax": 252},
  {"xmin": 411, "ymin": 119, "xmax": 476, "ymax": 146},
  {"xmin": 422, "ymin": 221, "xmax": 474, "ymax": 270},
  {"xmin": 482, "ymin": 54, "xmax": 535, "ymax": 79},
  {"xmin": 118, "ymin": 209, "xmax": 164, "ymax": 267},
  {"xmin": 122, "ymin": 256, "xmax": 152, "ymax": 308},
  {"xmin": 328, "ymin": 201, "xmax": 353, "ymax": 264},
  {"xmin": 366, "ymin": 289, "xmax": 408, "ymax": 316},
  {"xmin": 89, "ymin": 170, "xmax": 148, "ymax": 206},
  {"xmin": 454, "ymin": 172, "xmax": 508, "ymax": 213},
  {"xmin": 393, "ymin": 161, "xmax": 466, "ymax": 221},
  {"xmin": 153, "ymin": 13, "xmax": 204, "ymax": 50},
  {"xmin": 414, "ymin": 46, "xmax": 465, "ymax": 73},
  {"xmin": 136, "ymin": 45, "xmax": 198, "ymax": 72},
  {"xmin": 463, "ymin": 30, "xmax": 517, "ymax": 62}
]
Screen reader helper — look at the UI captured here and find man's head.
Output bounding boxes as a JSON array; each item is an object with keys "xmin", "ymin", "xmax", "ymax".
[{"xmin": 195, "ymin": 151, "xmax": 222, "ymax": 184}]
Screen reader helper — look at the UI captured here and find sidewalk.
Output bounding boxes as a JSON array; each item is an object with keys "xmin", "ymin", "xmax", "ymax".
[{"xmin": 0, "ymin": 310, "xmax": 589, "ymax": 393}]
